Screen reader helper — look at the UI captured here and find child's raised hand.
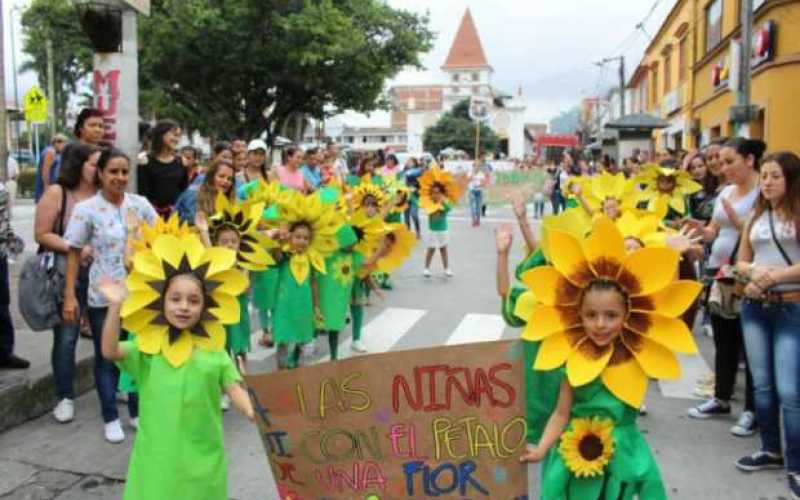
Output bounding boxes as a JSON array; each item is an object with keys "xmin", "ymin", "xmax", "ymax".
[
  {"xmin": 508, "ymin": 192, "xmax": 527, "ymax": 219},
  {"xmin": 97, "ymin": 276, "xmax": 128, "ymax": 305},
  {"xmin": 495, "ymin": 223, "xmax": 513, "ymax": 254},
  {"xmin": 519, "ymin": 444, "xmax": 546, "ymax": 463}
]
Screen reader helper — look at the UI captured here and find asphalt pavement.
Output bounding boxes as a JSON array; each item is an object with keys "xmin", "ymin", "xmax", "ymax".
[{"xmin": 0, "ymin": 201, "xmax": 788, "ymax": 499}]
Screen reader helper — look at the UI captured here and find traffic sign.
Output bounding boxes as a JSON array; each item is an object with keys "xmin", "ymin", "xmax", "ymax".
[
  {"xmin": 468, "ymin": 95, "xmax": 491, "ymax": 123},
  {"xmin": 23, "ymin": 86, "xmax": 48, "ymax": 124}
]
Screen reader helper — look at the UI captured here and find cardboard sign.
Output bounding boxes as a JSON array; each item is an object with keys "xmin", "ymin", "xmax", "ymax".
[{"xmin": 245, "ymin": 340, "xmax": 529, "ymax": 499}]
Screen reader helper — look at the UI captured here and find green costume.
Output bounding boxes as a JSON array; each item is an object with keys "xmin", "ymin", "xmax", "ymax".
[
  {"xmin": 501, "ymin": 248, "xmax": 562, "ymax": 444},
  {"xmin": 117, "ymin": 340, "xmax": 241, "ymax": 500},
  {"xmin": 225, "ymin": 293, "xmax": 251, "ymax": 355},
  {"xmin": 541, "ymin": 371, "xmax": 666, "ymax": 500},
  {"xmin": 272, "ymin": 257, "xmax": 315, "ymax": 346},
  {"xmin": 428, "ymin": 202, "xmax": 451, "ymax": 231},
  {"xmin": 318, "ymin": 227, "xmax": 363, "ymax": 333},
  {"xmin": 385, "ymin": 211, "xmax": 403, "ymax": 224}
]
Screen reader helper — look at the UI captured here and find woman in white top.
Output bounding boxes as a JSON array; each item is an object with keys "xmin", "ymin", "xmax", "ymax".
[
  {"xmin": 467, "ymin": 161, "xmax": 488, "ymax": 227},
  {"xmin": 688, "ymin": 138, "xmax": 764, "ymax": 437},
  {"xmin": 733, "ymin": 152, "xmax": 800, "ymax": 497}
]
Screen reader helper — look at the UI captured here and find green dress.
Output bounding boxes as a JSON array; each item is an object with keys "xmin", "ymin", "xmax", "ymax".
[
  {"xmin": 541, "ymin": 372, "xmax": 666, "ymax": 500},
  {"xmin": 501, "ymin": 249, "xmax": 562, "ymax": 444},
  {"xmin": 116, "ymin": 340, "xmax": 241, "ymax": 500},
  {"xmin": 272, "ymin": 258, "xmax": 315, "ymax": 345},
  {"xmin": 318, "ymin": 250, "xmax": 364, "ymax": 331},
  {"xmin": 250, "ymin": 268, "xmax": 278, "ymax": 311},
  {"xmin": 225, "ymin": 293, "xmax": 251, "ymax": 355}
]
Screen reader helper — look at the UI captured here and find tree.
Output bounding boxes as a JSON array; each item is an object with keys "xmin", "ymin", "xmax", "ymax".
[
  {"xmin": 20, "ymin": 0, "xmax": 94, "ymax": 131},
  {"xmin": 549, "ymin": 106, "xmax": 581, "ymax": 135},
  {"xmin": 423, "ymin": 99, "xmax": 498, "ymax": 158},
  {"xmin": 139, "ymin": 0, "xmax": 434, "ymax": 141}
]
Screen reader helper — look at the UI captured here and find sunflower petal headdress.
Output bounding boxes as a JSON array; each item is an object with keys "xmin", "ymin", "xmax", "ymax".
[
  {"xmin": 208, "ymin": 193, "xmax": 277, "ymax": 271},
  {"xmin": 121, "ymin": 233, "xmax": 249, "ymax": 367},
  {"xmin": 518, "ymin": 216, "xmax": 702, "ymax": 408},
  {"xmin": 128, "ymin": 213, "xmax": 193, "ymax": 255},
  {"xmin": 349, "ymin": 208, "xmax": 389, "ymax": 258},
  {"xmin": 559, "ymin": 416, "xmax": 615, "ymax": 478},
  {"xmin": 351, "ymin": 181, "xmax": 389, "ymax": 212},
  {"xmin": 418, "ymin": 165, "xmax": 463, "ymax": 214},
  {"xmin": 634, "ymin": 164, "xmax": 701, "ymax": 215},
  {"xmin": 580, "ymin": 172, "xmax": 642, "ymax": 214},
  {"xmin": 278, "ymin": 191, "xmax": 343, "ymax": 283},
  {"xmin": 376, "ymin": 223, "xmax": 417, "ymax": 273}
]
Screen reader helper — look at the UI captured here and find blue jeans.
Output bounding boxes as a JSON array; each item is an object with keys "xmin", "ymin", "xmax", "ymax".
[
  {"xmin": 51, "ymin": 269, "xmax": 89, "ymax": 400},
  {"xmin": 551, "ymin": 190, "xmax": 566, "ymax": 214},
  {"xmin": 469, "ymin": 189, "xmax": 483, "ymax": 222},
  {"xmin": 741, "ymin": 299, "xmax": 800, "ymax": 473},
  {"xmin": 404, "ymin": 200, "xmax": 420, "ymax": 235},
  {"xmin": 88, "ymin": 307, "xmax": 138, "ymax": 423}
]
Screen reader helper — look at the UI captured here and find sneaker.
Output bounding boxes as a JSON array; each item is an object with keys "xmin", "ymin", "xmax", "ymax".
[
  {"xmin": 221, "ymin": 394, "xmax": 231, "ymax": 411},
  {"xmin": 789, "ymin": 473, "xmax": 800, "ymax": 500},
  {"xmin": 639, "ymin": 403, "xmax": 648, "ymax": 416},
  {"xmin": 422, "ymin": 268, "xmax": 431, "ymax": 278},
  {"xmin": 735, "ymin": 451, "xmax": 784, "ymax": 472},
  {"xmin": 103, "ymin": 419, "xmax": 125, "ymax": 444},
  {"xmin": 444, "ymin": 269, "xmax": 453, "ymax": 277},
  {"xmin": 53, "ymin": 399, "xmax": 75, "ymax": 423},
  {"xmin": 688, "ymin": 398, "xmax": 731, "ymax": 419},
  {"xmin": 692, "ymin": 379, "xmax": 715, "ymax": 399},
  {"xmin": 129, "ymin": 417, "xmax": 139, "ymax": 430},
  {"xmin": 0, "ymin": 354, "xmax": 30, "ymax": 370},
  {"xmin": 731, "ymin": 411, "xmax": 757, "ymax": 437},
  {"xmin": 351, "ymin": 340, "xmax": 367, "ymax": 353}
]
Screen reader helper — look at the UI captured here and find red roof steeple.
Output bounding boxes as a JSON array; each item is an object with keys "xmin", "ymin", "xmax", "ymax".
[{"xmin": 442, "ymin": 8, "xmax": 491, "ymax": 70}]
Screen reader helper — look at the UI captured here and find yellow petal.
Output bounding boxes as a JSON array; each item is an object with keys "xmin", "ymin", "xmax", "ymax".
[
  {"xmin": 618, "ymin": 247, "xmax": 679, "ymax": 297},
  {"xmin": 210, "ymin": 291, "xmax": 241, "ymax": 324},
  {"xmin": 513, "ymin": 290, "xmax": 538, "ymax": 321},
  {"xmin": 152, "ymin": 234, "xmax": 183, "ymax": 268},
  {"xmin": 583, "ymin": 217, "xmax": 624, "ymax": 279},
  {"xmin": 520, "ymin": 267, "xmax": 579, "ymax": 306},
  {"xmin": 202, "ymin": 247, "xmax": 237, "ymax": 276},
  {"xmin": 194, "ymin": 321, "xmax": 226, "ymax": 352},
  {"xmin": 627, "ymin": 312, "xmax": 698, "ymax": 354},
  {"xmin": 122, "ymin": 309, "xmax": 160, "ymax": 333},
  {"xmin": 120, "ymin": 289, "xmax": 160, "ymax": 318},
  {"xmin": 290, "ymin": 254, "xmax": 310, "ymax": 284},
  {"xmin": 211, "ymin": 269, "xmax": 249, "ymax": 296},
  {"xmin": 632, "ymin": 280, "xmax": 702, "ymax": 317},
  {"xmin": 183, "ymin": 234, "xmax": 207, "ymax": 268},
  {"xmin": 668, "ymin": 195, "xmax": 687, "ymax": 215},
  {"xmin": 309, "ymin": 250, "xmax": 326, "ymax": 274},
  {"xmin": 133, "ymin": 251, "xmax": 165, "ymax": 280},
  {"xmin": 625, "ymin": 335, "xmax": 681, "ymax": 380},
  {"xmin": 137, "ymin": 325, "xmax": 168, "ymax": 354},
  {"xmin": 526, "ymin": 305, "xmax": 581, "ymax": 341},
  {"xmin": 162, "ymin": 332, "xmax": 193, "ymax": 367},
  {"xmin": 566, "ymin": 339, "xmax": 613, "ymax": 386},
  {"xmin": 548, "ymin": 229, "xmax": 592, "ymax": 287},
  {"xmin": 601, "ymin": 358, "xmax": 649, "ymax": 408},
  {"xmin": 534, "ymin": 330, "xmax": 576, "ymax": 371}
]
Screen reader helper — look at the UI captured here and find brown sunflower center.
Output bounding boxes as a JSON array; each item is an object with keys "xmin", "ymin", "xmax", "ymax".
[
  {"xmin": 341, "ymin": 264, "xmax": 351, "ymax": 275},
  {"xmin": 578, "ymin": 434, "xmax": 605, "ymax": 461}
]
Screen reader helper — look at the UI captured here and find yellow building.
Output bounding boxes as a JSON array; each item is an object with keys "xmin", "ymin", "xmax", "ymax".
[{"xmin": 627, "ymin": 0, "xmax": 800, "ymax": 153}]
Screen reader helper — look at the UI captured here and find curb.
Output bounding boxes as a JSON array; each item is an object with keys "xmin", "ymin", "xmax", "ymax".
[{"xmin": 0, "ymin": 355, "xmax": 96, "ymax": 433}]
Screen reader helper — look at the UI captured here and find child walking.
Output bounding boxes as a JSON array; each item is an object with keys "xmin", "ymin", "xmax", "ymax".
[
  {"xmin": 99, "ymin": 232, "xmax": 254, "ymax": 500},
  {"xmin": 423, "ymin": 184, "xmax": 452, "ymax": 277}
]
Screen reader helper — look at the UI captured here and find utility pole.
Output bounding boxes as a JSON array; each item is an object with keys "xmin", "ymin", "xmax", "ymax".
[
  {"xmin": 596, "ymin": 56, "xmax": 627, "ymax": 118},
  {"xmin": 1, "ymin": 4, "xmax": 8, "ymax": 180},
  {"xmin": 732, "ymin": 0, "xmax": 755, "ymax": 137},
  {"xmin": 46, "ymin": 37, "xmax": 57, "ymax": 136},
  {"xmin": 9, "ymin": 7, "xmax": 21, "ymax": 155}
]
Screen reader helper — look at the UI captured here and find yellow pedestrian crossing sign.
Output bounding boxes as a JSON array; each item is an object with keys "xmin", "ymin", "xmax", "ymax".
[{"xmin": 23, "ymin": 86, "xmax": 49, "ymax": 124}]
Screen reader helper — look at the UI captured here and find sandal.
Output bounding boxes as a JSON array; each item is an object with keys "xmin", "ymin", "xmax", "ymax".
[{"xmin": 259, "ymin": 330, "xmax": 274, "ymax": 348}]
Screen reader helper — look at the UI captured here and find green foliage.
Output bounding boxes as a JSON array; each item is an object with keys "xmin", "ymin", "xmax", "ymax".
[
  {"xmin": 20, "ymin": 0, "xmax": 94, "ymax": 132},
  {"xmin": 139, "ymin": 0, "xmax": 434, "ymax": 141},
  {"xmin": 423, "ymin": 99, "xmax": 499, "ymax": 158}
]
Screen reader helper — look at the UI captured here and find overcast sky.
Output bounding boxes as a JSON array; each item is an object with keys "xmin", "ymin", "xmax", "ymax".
[{"xmin": 4, "ymin": 0, "xmax": 675, "ymax": 126}]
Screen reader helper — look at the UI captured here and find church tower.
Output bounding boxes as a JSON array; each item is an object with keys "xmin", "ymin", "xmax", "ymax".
[{"xmin": 441, "ymin": 8, "xmax": 493, "ymax": 110}]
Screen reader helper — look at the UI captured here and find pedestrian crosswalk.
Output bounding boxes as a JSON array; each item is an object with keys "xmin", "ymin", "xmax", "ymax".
[{"xmin": 247, "ymin": 305, "xmax": 711, "ymax": 401}]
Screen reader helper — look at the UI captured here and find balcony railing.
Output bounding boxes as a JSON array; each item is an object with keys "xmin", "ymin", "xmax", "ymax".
[{"xmin": 661, "ymin": 85, "xmax": 683, "ymax": 117}]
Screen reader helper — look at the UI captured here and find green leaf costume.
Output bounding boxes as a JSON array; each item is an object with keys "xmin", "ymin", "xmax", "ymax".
[{"xmin": 272, "ymin": 257, "xmax": 315, "ymax": 345}]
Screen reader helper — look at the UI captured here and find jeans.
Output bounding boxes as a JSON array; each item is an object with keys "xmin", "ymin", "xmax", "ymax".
[
  {"xmin": 533, "ymin": 198, "xmax": 546, "ymax": 218},
  {"xmin": 88, "ymin": 307, "xmax": 138, "ymax": 423},
  {"xmin": 404, "ymin": 201, "xmax": 420, "ymax": 235},
  {"xmin": 469, "ymin": 189, "xmax": 483, "ymax": 222},
  {"xmin": 551, "ymin": 190, "xmax": 566, "ymax": 215},
  {"xmin": 710, "ymin": 311, "xmax": 754, "ymax": 409},
  {"xmin": 0, "ymin": 256, "xmax": 14, "ymax": 360},
  {"xmin": 51, "ymin": 269, "xmax": 89, "ymax": 400},
  {"xmin": 741, "ymin": 299, "xmax": 800, "ymax": 473}
]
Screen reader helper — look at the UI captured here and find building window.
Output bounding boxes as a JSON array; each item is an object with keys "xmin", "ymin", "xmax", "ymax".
[
  {"xmin": 453, "ymin": 74, "xmax": 460, "ymax": 82},
  {"xmin": 362, "ymin": 136, "xmax": 368, "ymax": 143},
  {"xmin": 472, "ymin": 73, "xmax": 479, "ymax": 81},
  {"xmin": 664, "ymin": 53, "xmax": 672, "ymax": 93},
  {"xmin": 452, "ymin": 86, "xmax": 460, "ymax": 94},
  {"xmin": 705, "ymin": 0, "xmax": 723, "ymax": 52},
  {"xmin": 380, "ymin": 136, "xmax": 387, "ymax": 143},
  {"xmin": 651, "ymin": 66, "xmax": 659, "ymax": 105},
  {"xmin": 678, "ymin": 37, "xmax": 688, "ymax": 81}
]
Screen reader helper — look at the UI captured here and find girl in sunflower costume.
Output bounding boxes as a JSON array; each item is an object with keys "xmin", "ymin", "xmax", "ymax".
[
  {"xmin": 99, "ymin": 233, "xmax": 255, "ymax": 500},
  {"xmin": 519, "ymin": 216, "xmax": 702, "ymax": 499},
  {"xmin": 273, "ymin": 191, "xmax": 342, "ymax": 368},
  {"xmin": 634, "ymin": 164, "xmax": 702, "ymax": 223},
  {"xmin": 419, "ymin": 165, "xmax": 463, "ymax": 277}
]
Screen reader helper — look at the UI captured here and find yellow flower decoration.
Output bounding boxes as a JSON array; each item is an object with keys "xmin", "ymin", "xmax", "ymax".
[
  {"xmin": 540, "ymin": 208, "xmax": 592, "ymax": 262},
  {"xmin": 559, "ymin": 416, "xmax": 615, "ymax": 478},
  {"xmin": 418, "ymin": 165, "xmax": 463, "ymax": 215},
  {"xmin": 634, "ymin": 164, "xmax": 701, "ymax": 216},
  {"xmin": 121, "ymin": 233, "xmax": 248, "ymax": 368},
  {"xmin": 129, "ymin": 213, "xmax": 193, "ymax": 255},
  {"xmin": 331, "ymin": 255, "xmax": 355, "ymax": 286},
  {"xmin": 351, "ymin": 182, "xmax": 389, "ymax": 211},
  {"xmin": 278, "ymin": 191, "xmax": 343, "ymax": 284},
  {"xmin": 518, "ymin": 216, "xmax": 702, "ymax": 408},
  {"xmin": 244, "ymin": 178, "xmax": 285, "ymax": 207},
  {"xmin": 208, "ymin": 193, "xmax": 277, "ymax": 271},
  {"xmin": 615, "ymin": 211, "xmax": 669, "ymax": 249},
  {"xmin": 384, "ymin": 176, "xmax": 411, "ymax": 213},
  {"xmin": 376, "ymin": 223, "xmax": 417, "ymax": 274},
  {"xmin": 580, "ymin": 172, "xmax": 642, "ymax": 215},
  {"xmin": 349, "ymin": 209, "xmax": 388, "ymax": 258}
]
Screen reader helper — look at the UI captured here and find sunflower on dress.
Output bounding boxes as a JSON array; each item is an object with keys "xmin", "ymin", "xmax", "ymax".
[
  {"xmin": 518, "ymin": 216, "xmax": 702, "ymax": 500},
  {"xmin": 103, "ymin": 232, "xmax": 252, "ymax": 500}
]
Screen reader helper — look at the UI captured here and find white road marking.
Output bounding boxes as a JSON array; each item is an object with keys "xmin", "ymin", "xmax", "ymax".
[
  {"xmin": 445, "ymin": 313, "xmax": 507, "ymax": 346},
  {"xmin": 658, "ymin": 352, "xmax": 713, "ymax": 400},
  {"xmin": 326, "ymin": 307, "xmax": 427, "ymax": 361}
]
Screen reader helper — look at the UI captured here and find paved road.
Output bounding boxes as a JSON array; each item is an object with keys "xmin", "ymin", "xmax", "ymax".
[{"xmin": 0, "ymin": 202, "xmax": 788, "ymax": 499}]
